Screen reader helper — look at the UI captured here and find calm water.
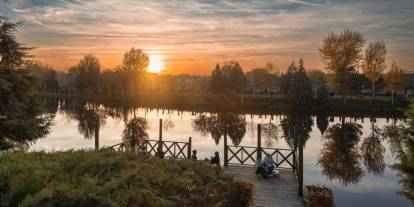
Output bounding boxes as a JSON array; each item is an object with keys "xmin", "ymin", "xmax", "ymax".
[{"xmin": 30, "ymin": 100, "xmax": 412, "ymax": 207}]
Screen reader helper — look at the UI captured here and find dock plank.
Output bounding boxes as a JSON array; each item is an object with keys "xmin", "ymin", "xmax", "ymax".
[{"xmin": 225, "ymin": 165, "xmax": 305, "ymax": 207}]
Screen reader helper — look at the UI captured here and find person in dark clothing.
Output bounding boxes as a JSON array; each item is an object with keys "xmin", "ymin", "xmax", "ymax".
[
  {"xmin": 191, "ymin": 150, "xmax": 197, "ymax": 160},
  {"xmin": 210, "ymin": 151, "xmax": 220, "ymax": 167}
]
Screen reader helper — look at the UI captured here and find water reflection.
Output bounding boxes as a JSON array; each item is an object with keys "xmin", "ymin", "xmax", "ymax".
[
  {"xmin": 319, "ymin": 121, "xmax": 363, "ymax": 186},
  {"xmin": 280, "ymin": 111, "xmax": 313, "ymax": 148},
  {"xmin": 192, "ymin": 113, "xmax": 246, "ymax": 145},
  {"xmin": 360, "ymin": 119, "xmax": 386, "ymax": 175},
  {"xmin": 60, "ymin": 100, "xmax": 106, "ymax": 149},
  {"xmin": 122, "ymin": 116, "xmax": 149, "ymax": 151}
]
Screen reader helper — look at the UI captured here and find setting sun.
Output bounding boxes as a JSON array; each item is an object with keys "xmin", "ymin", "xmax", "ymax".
[{"xmin": 147, "ymin": 55, "xmax": 164, "ymax": 73}]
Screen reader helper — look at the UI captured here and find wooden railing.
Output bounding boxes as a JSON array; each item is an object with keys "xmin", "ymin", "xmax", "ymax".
[
  {"xmin": 225, "ymin": 145, "xmax": 295, "ymax": 169},
  {"xmin": 107, "ymin": 138, "xmax": 192, "ymax": 160}
]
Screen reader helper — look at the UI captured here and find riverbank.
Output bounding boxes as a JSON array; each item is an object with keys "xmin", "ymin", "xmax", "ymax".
[{"xmin": 40, "ymin": 91, "xmax": 408, "ymax": 116}]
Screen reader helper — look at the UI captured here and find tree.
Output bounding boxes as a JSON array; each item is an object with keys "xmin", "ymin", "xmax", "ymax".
[
  {"xmin": 384, "ymin": 62, "xmax": 405, "ymax": 104},
  {"xmin": 316, "ymin": 77, "xmax": 329, "ymax": 105},
  {"xmin": 319, "ymin": 29, "xmax": 366, "ymax": 101},
  {"xmin": 362, "ymin": 41, "xmax": 387, "ymax": 99},
  {"xmin": 121, "ymin": 47, "xmax": 149, "ymax": 72},
  {"xmin": 209, "ymin": 61, "xmax": 247, "ymax": 94},
  {"xmin": 0, "ymin": 18, "xmax": 51, "ymax": 150},
  {"xmin": 0, "ymin": 18, "xmax": 31, "ymax": 68},
  {"xmin": 279, "ymin": 59, "xmax": 313, "ymax": 107},
  {"xmin": 71, "ymin": 54, "xmax": 101, "ymax": 92}
]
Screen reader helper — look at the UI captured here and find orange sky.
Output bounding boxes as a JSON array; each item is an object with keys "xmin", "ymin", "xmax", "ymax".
[{"xmin": 2, "ymin": 0, "xmax": 413, "ymax": 74}]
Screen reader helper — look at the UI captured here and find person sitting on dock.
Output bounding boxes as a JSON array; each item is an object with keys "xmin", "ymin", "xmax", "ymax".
[
  {"xmin": 210, "ymin": 151, "xmax": 220, "ymax": 167},
  {"xmin": 191, "ymin": 150, "xmax": 197, "ymax": 161}
]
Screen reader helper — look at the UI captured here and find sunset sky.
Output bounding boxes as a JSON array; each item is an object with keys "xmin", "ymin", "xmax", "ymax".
[{"xmin": 1, "ymin": 0, "xmax": 413, "ymax": 74}]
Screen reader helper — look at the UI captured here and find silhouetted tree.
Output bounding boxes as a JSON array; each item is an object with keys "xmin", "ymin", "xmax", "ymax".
[
  {"xmin": 316, "ymin": 113, "xmax": 329, "ymax": 135},
  {"xmin": 70, "ymin": 54, "xmax": 101, "ymax": 92},
  {"xmin": 209, "ymin": 61, "xmax": 247, "ymax": 95},
  {"xmin": 121, "ymin": 47, "xmax": 149, "ymax": 72},
  {"xmin": 316, "ymin": 77, "xmax": 329, "ymax": 105},
  {"xmin": 279, "ymin": 59, "xmax": 313, "ymax": 107},
  {"xmin": 280, "ymin": 110, "xmax": 313, "ymax": 149},
  {"xmin": 0, "ymin": 18, "xmax": 51, "ymax": 150}
]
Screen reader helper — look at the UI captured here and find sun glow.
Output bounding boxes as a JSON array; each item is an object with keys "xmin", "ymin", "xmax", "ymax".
[{"xmin": 147, "ymin": 54, "xmax": 164, "ymax": 73}]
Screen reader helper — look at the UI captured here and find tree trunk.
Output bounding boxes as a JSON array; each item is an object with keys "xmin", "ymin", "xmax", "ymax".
[
  {"xmin": 95, "ymin": 124, "xmax": 100, "ymax": 150},
  {"xmin": 391, "ymin": 91, "xmax": 395, "ymax": 105},
  {"xmin": 372, "ymin": 81, "xmax": 375, "ymax": 100}
]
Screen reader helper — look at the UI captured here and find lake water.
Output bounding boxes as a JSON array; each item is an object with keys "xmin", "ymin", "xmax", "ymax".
[{"xmin": 30, "ymin": 100, "xmax": 412, "ymax": 207}]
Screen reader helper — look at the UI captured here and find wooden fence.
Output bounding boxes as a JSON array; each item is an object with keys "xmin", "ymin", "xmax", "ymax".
[{"xmin": 107, "ymin": 138, "xmax": 192, "ymax": 159}]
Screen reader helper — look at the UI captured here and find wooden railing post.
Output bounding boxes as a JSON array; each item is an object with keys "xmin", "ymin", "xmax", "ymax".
[
  {"xmin": 187, "ymin": 137, "xmax": 192, "ymax": 159},
  {"xmin": 293, "ymin": 150, "xmax": 296, "ymax": 172},
  {"xmin": 257, "ymin": 124, "xmax": 262, "ymax": 162},
  {"xmin": 224, "ymin": 125, "xmax": 228, "ymax": 166},
  {"xmin": 158, "ymin": 119, "xmax": 163, "ymax": 153},
  {"xmin": 298, "ymin": 136, "xmax": 304, "ymax": 197}
]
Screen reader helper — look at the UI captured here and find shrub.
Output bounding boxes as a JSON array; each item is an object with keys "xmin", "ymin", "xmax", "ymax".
[
  {"xmin": 0, "ymin": 150, "xmax": 254, "ymax": 207},
  {"xmin": 305, "ymin": 185, "xmax": 335, "ymax": 207}
]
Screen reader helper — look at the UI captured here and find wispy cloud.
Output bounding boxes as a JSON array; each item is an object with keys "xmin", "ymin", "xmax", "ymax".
[{"xmin": 0, "ymin": 0, "xmax": 413, "ymax": 74}]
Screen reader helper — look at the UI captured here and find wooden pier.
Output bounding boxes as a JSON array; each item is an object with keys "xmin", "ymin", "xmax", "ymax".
[
  {"xmin": 225, "ymin": 165, "xmax": 304, "ymax": 207},
  {"xmin": 223, "ymin": 124, "xmax": 305, "ymax": 207}
]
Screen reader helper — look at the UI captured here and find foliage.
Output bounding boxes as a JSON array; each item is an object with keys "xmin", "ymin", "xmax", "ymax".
[
  {"xmin": 316, "ymin": 114, "xmax": 329, "ymax": 135},
  {"xmin": 360, "ymin": 121, "xmax": 385, "ymax": 175},
  {"xmin": 0, "ymin": 18, "xmax": 51, "ymax": 150},
  {"xmin": 305, "ymin": 185, "xmax": 335, "ymax": 207},
  {"xmin": 192, "ymin": 113, "xmax": 246, "ymax": 145},
  {"xmin": 384, "ymin": 61, "xmax": 406, "ymax": 104},
  {"xmin": 70, "ymin": 54, "xmax": 101, "ymax": 92},
  {"xmin": 209, "ymin": 61, "xmax": 247, "ymax": 94},
  {"xmin": 121, "ymin": 47, "xmax": 149, "ymax": 72},
  {"xmin": 122, "ymin": 117, "xmax": 149, "ymax": 150},
  {"xmin": 279, "ymin": 60, "xmax": 313, "ymax": 107},
  {"xmin": 381, "ymin": 99, "xmax": 414, "ymax": 204},
  {"xmin": 280, "ymin": 110, "xmax": 313, "ymax": 149},
  {"xmin": 0, "ymin": 150, "xmax": 254, "ymax": 207},
  {"xmin": 0, "ymin": 18, "xmax": 31, "ymax": 68},
  {"xmin": 319, "ymin": 29, "xmax": 366, "ymax": 99},
  {"xmin": 316, "ymin": 77, "xmax": 329, "ymax": 105},
  {"xmin": 362, "ymin": 41, "xmax": 387, "ymax": 98},
  {"xmin": 319, "ymin": 122, "xmax": 363, "ymax": 185},
  {"xmin": 246, "ymin": 63, "xmax": 279, "ymax": 89}
]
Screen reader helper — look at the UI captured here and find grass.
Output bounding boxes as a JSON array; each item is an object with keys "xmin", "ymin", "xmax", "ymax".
[{"xmin": 0, "ymin": 150, "xmax": 254, "ymax": 207}]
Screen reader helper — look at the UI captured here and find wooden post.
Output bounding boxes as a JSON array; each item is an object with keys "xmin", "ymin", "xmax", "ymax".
[
  {"xmin": 257, "ymin": 124, "xmax": 262, "ymax": 161},
  {"xmin": 158, "ymin": 119, "xmax": 163, "ymax": 153},
  {"xmin": 187, "ymin": 137, "xmax": 192, "ymax": 159},
  {"xmin": 293, "ymin": 150, "xmax": 296, "ymax": 172},
  {"xmin": 224, "ymin": 125, "xmax": 228, "ymax": 166},
  {"xmin": 298, "ymin": 136, "xmax": 304, "ymax": 197}
]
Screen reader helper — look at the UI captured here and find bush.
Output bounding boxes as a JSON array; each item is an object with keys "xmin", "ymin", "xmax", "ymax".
[
  {"xmin": 305, "ymin": 185, "xmax": 335, "ymax": 207},
  {"xmin": 0, "ymin": 150, "xmax": 254, "ymax": 207}
]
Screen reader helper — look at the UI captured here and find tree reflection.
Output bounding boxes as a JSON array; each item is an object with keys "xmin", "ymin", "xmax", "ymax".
[
  {"xmin": 360, "ymin": 119, "xmax": 385, "ymax": 175},
  {"xmin": 280, "ymin": 111, "xmax": 313, "ymax": 149},
  {"xmin": 384, "ymin": 123, "xmax": 414, "ymax": 204},
  {"xmin": 319, "ymin": 121, "xmax": 363, "ymax": 186},
  {"xmin": 122, "ymin": 116, "xmax": 149, "ymax": 151},
  {"xmin": 61, "ymin": 101, "xmax": 106, "ymax": 149},
  {"xmin": 192, "ymin": 113, "xmax": 246, "ymax": 145},
  {"xmin": 262, "ymin": 122, "xmax": 279, "ymax": 147},
  {"xmin": 316, "ymin": 113, "xmax": 329, "ymax": 135}
]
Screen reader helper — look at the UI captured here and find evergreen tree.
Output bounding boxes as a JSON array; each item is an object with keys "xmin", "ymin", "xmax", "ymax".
[{"xmin": 0, "ymin": 18, "xmax": 51, "ymax": 150}]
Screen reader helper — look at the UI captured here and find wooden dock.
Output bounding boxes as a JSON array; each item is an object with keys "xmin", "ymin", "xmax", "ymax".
[{"xmin": 225, "ymin": 165, "xmax": 304, "ymax": 207}]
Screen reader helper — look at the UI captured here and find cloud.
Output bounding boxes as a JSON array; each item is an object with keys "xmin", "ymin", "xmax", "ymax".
[{"xmin": 0, "ymin": 0, "xmax": 413, "ymax": 73}]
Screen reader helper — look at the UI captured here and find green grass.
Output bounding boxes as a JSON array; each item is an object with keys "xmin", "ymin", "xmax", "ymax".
[{"xmin": 0, "ymin": 150, "xmax": 254, "ymax": 207}]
